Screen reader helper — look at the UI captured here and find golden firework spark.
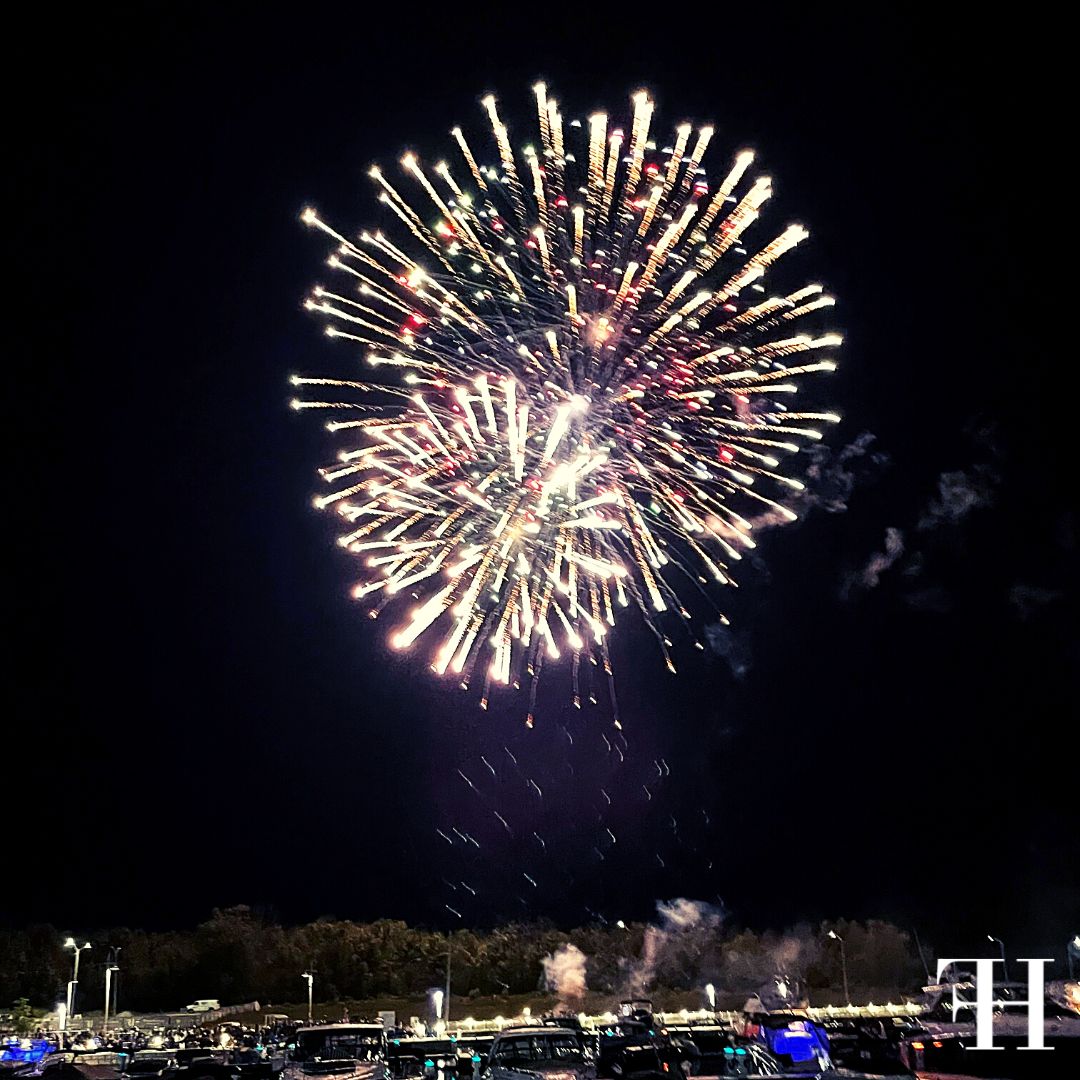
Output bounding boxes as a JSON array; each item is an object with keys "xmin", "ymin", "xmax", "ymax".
[{"xmin": 294, "ymin": 86, "xmax": 842, "ymax": 726}]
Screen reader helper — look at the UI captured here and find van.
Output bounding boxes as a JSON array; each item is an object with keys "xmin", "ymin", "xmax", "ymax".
[{"xmin": 185, "ymin": 999, "xmax": 221, "ymax": 1013}]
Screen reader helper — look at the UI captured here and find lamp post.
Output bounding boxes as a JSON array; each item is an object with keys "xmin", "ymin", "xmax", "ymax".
[
  {"xmin": 444, "ymin": 935, "xmax": 452, "ymax": 1026},
  {"xmin": 911, "ymin": 927, "xmax": 932, "ymax": 985},
  {"xmin": 103, "ymin": 964, "xmax": 119, "ymax": 1033},
  {"xmin": 827, "ymin": 931, "xmax": 849, "ymax": 1005},
  {"xmin": 110, "ymin": 948, "xmax": 122, "ymax": 1020},
  {"xmin": 64, "ymin": 938, "xmax": 91, "ymax": 1022},
  {"xmin": 987, "ymin": 935, "xmax": 1009, "ymax": 984},
  {"xmin": 301, "ymin": 971, "xmax": 314, "ymax": 1024}
]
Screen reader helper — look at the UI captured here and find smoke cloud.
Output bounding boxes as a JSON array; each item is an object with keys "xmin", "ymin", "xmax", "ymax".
[
  {"xmin": 844, "ymin": 455, "xmax": 1000, "ymax": 608},
  {"xmin": 723, "ymin": 928, "xmax": 824, "ymax": 1006},
  {"xmin": 703, "ymin": 624, "xmax": 752, "ymax": 679},
  {"xmin": 1008, "ymin": 583, "xmax": 1063, "ymax": 620},
  {"xmin": 750, "ymin": 432, "xmax": 888, "ymax": 529},
  {"xmin": 626, "ymin": 898, "xmax": 726, "ymax": 994},
  {"xmin": 542, "ymin": 942, "xmax": 588, "ymax": 1006},
  {"xmin": 842, "ymin": 526, "xmax": 905, "ymax": 597},
  {"xmin": 917, "ymin": 466, "xmax": 997, "ymax": 531}
]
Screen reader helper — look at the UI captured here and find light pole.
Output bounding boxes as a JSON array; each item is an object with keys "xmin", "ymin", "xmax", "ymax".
[
  {"xmin": 64, "ymin": 938, "xmax": 91, "ymax": 1022},
  {"xmin": 911, "ymin": 927, "xmax": 932, "ymax": 985},
  {"xmin": 827, "ymin": 931, "xmax": 849, "ymax": 1005},
  {"xmin": 301, "ymin": 971, "xmax": 314, "ymax": 1024},
  {"xmin": 110, "ymin": 948, "xmax": 122, "ymax": 1020},
  {"xmin": 103, "ymin": 963, "xmax": 119, "ymax": 1033},
  {"xmin": 987, "ymin": 935, "xmax": 1009, "ymax": 984},
  {"xmin": 444, "ymin": 935, "xmax": 452, "ymax": 1027}
]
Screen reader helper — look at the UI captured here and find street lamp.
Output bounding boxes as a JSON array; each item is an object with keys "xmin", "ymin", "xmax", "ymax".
[
  {"xmin": 110, "ymin": 948, "xmax": 122, "ymax": 1020},
  {"xmin": 987, "ymin": 935, "xmax": 1009, "ymax": 984},
  {"xmin": 444, "ymin": 934, "xmax": 452, "ymax": 1026},
  {"xmin": 301, "ymin": 971, "xmax": 314, "ymax": 1024},
  {"xmin": 827, "ymin": 931, "xmax": 850, "ymax": 1005},
  {"xmin": 103, "ymin": 964, "xmax": 119, "ymax": 1033},
  {"xmin": 64, "ymin": 939, "xmax": 91, "ymax": 1022}
]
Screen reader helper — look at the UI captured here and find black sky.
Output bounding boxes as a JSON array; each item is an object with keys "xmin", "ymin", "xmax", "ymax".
[{"xmin": 8, "ymin": 5, "xmax": 1076, "ymax": 960}]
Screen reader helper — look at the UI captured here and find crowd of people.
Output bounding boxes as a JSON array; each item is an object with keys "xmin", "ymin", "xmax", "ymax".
[{"xmin": 3, "ymin": 1019, "xmax": 301, "ymax": 1064}]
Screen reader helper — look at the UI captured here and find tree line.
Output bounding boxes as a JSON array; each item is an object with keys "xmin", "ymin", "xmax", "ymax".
[{"xmin": 1, "ymin": 906, "xmax": 927, "ymax": 1012}]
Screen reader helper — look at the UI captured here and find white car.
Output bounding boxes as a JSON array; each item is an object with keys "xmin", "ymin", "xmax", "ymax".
[{"xmin": 185, "ymin": 999, "xmax": 221, "ymax": 1013}]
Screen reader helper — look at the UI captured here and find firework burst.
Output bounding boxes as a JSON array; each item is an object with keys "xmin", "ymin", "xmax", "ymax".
[{"xmin": 293, "ymin": 85, "xmax": 841, "ymax": 725}]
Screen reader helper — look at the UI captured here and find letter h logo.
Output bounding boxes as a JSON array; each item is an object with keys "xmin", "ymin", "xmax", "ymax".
[{"xmin": 935, "ymin": 958, "xmax": 1053, "ymax": 1051}]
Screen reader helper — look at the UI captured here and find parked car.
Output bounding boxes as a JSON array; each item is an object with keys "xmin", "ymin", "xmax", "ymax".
[
  {"xmin": 39, "ymin": 1052, "xmax": 124, "ymax": 1080},
  {"xmin": 483, "ymin": 1027, "xmax": 595, "ymax": 1080},
  {"xmin": 285, "ymin": 1024, "xmax": 388, "ymax": 1080},
  {"xmin": 3, "ymin": 1041, "xmax": 59, "ymax": 1080},
  {"xmin": 124, "ymin": 1052, "xmax": 175, "ymax": 1080},
  {"xmin": 822, "ymin": 1016, "xmax": 916, "ymax": 1075},
  {"xmin": 185, "ymin": 1002, "xmax": 221, "ymax": 1015},
  {"xmin": 171, "ymin": 1049, "xmax": 241, "ymax": 1080},
  {"xmin": 737, "ymin": 1013, "xmax": 829, "ymax": 1073}
]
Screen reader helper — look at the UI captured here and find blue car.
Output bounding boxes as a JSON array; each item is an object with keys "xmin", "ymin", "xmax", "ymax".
[{"xmin": 741, "ymin": 1014, "xmax": 830, "ymax": 1073}]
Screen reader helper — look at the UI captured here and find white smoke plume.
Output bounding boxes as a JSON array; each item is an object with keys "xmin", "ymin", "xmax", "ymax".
[
  {"xmin": 626, "ymin": 898, "xmax": 726, "ymax": 994},
  {"xmin": 1008, "ymin": 583, "xmax": 1063, "ymax": 620},
  {"xmin": 918, "ymin": 466, "xmax": 996, "ymax": 530},
  {"xmin": 842, "ymin": 526, "xmax": 905, "ymax": 597},
  {"xmin": 542, "ymin": 942, "xmax": 588, "ymax": 1006},
  {"xmin": 751, "ymin": 432, "xmax": 887, "ymax": 529},
  {"xmin": 703, "ymin": 623, "xmax": 752, "ymax": 679},
  {"xmin": 723, "ymin": 927, "xmax": 824, "ymax": 1003}
]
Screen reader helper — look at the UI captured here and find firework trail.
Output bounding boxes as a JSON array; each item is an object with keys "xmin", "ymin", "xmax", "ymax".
[{"xmin": 293, "ymin": 85, "xmax": 841, "ymax": 726}]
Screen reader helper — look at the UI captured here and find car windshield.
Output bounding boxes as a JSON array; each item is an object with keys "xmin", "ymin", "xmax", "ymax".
[
  {"xmin": 297, "ymin": 1033, "xmax": 383, "ymax": 1061},
  {"xmin": 494, "ymin": 1035, "xmax": 585, "ymax": 1065}
]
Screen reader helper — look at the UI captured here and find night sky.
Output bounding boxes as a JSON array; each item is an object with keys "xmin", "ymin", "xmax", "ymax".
[{"xmin": 10, "ymin": 6, "xmax": 1076, "ymax": 961}]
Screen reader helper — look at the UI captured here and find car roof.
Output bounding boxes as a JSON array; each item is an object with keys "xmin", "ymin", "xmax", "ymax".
[
  {"xmin": 297, "ymin": 1025, "xmax": 384, "ymax": 1033},
  {"xmin": 495, "ymin": 1027, "xmax": 577, "ymax": 1037}
]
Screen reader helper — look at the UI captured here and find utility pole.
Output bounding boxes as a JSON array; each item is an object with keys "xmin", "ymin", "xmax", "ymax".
[
  {"xmin": 827, "ymin": 931, "xmax": 850, "ymax": 1006},
  {"xmin": 444, "ymin": 934, "xmax": 452, "ymax": 1026},
  {"xmin": 911, "ymin": 928, "xmax": 931, "ymax": 985},
  {"xmin": 987, "ymin": 935, "xmax": 1009, "ymax": 984},
  {"xmin": 64, "ymin": 939, "xmax": 91, "ymax": 1022},
  {"xmin": 102, "ymin": 947, "xmax": 122, "ymax": 1033},
  {"xmin": 112, "ymin": 948, "xmax": 122, "ymax": 1019},
  {"xmin": 301, "ymin": 971, "xmax": 314, "ymax": 1024},
  {"xmin": 103, "ymin": 964, "xmax": 119, "ymax": 1033}
]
